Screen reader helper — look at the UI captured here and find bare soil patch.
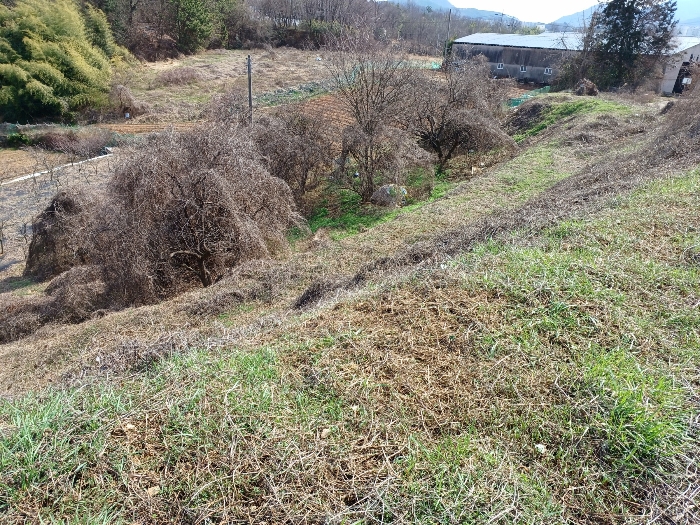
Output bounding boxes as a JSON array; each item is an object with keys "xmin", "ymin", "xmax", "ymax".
[{"xmin": 0, "ymin": 149, "xmax": 70, "ymax": 183}]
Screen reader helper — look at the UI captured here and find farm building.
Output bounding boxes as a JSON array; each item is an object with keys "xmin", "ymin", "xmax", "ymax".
[{"xmin": 453, "ymin": 32, "xmax": 700, "ymax": 94}]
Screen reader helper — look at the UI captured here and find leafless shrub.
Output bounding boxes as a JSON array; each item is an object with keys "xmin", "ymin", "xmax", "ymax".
[
  {"xmin": 325, "ymin": 31, "xmax": 413, "ymax": 132},
  {"xmin": 252, "ymin": 107, "xmax": 333, "ymax": 212},
  {"xmin": 34, "ymin": 128, "xmax": 114, "ymax": 159},
  {"xmin": 335, "ymin": 124, "xmax": 412, "ymax": 201},
  {"xmin": 155, "ymin": 66, "xmax": 202, "ymax": 86},
  {"xmin": 208, "ymin": 90, "xmax": 251, "ymax": 125},
  {"xmin": 403, "ymin": 59, "xmax": 515, "ymax": 170},
  {"xmin": 23, "ymin": 191, "xmax": 93, "ymax": 282},
  {"xmin": 109, "ymin": 84, "xmax": 149, "ymax": 117}
]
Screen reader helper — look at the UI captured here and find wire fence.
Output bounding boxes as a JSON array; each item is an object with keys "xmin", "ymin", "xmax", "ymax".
[{"xmin": 508, "ymin": 85, "xmax": 551, "ymax": 107}]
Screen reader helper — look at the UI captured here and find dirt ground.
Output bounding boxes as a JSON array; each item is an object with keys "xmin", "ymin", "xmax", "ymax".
[{"xmin": 0, "ymin": 149, "xmax": 71, "ymax": 183}]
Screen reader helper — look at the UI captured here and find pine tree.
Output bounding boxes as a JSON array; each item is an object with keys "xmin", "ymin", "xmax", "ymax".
[
  {"xmin": 594, "ymin": 0, "xmax": 677, "ymax": 87},
  {"xmin": 170, "ymin": 0, "xmax": 211, "ymax": 53}
]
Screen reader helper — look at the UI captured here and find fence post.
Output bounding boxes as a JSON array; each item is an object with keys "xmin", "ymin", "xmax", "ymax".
[{"xmin": 247, "ymin": 55, "xmax": 253, "ymax": 125}]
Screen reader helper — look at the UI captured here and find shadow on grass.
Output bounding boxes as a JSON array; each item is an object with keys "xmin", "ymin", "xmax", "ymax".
[{"xmin": 0, "ymin": 275, "xmax": 36, "ymax": 294}]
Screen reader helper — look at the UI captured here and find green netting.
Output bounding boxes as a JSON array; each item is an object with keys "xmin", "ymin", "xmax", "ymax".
[{"xmin": 508, "ymin": 85, "xmax": 551, "ymax": 107}]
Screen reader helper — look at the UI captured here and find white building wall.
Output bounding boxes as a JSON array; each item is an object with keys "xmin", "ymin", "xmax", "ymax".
[{"xmin": 660, "ymin": 43, "xmax": 700, "ymax": 95}]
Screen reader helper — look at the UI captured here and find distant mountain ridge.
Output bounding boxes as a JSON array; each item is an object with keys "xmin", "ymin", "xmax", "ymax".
[
  {"xmin": 548, "ymin": 0, "xmax": 700, "ymax": 28},
  {"xmin": 391, "ymin": 0, "xmax": 517, "ymax": 21},
  {"xmin": 547, "ymin": 6, "xmax": 597, "ymax": 29},
  {"xmin": 682, "ymin": 17, "xmax": 700, "ymax": 26},
  {"xmin": 391, "ymin": 0, "xmax": 700, "ymax": 26}
]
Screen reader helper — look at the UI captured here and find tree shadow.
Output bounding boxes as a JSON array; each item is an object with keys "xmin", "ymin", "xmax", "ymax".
[{"xmin": 0, "ymin": 275, "xmax": 36, "ymax": 294}]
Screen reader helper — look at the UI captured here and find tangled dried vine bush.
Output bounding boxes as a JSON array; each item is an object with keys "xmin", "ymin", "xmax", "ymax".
[
  {"xmin": 98, "ymin": 123, "xmax": 302, "ymax": 303},
  {"xmin": 208, "ymin": 90, "xmax": 251, "ymax": 126},
  {"xmin": 402, "ymin": 58, "xmax": 515, "ymax": 170},
  {"xmin": 23, "ymin": 191, "xmax": 93, "ymax": 281},
  {"xmin": 17, "ymin": 124, "xmax": 302, "ymax": 331},
  {"xmin": 252, "ymin": 106, "xmax": 333, "ymax": 212}
]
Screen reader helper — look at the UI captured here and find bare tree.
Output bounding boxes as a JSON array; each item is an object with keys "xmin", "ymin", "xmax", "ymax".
[
  {"xmin": 402, "ymin": 58, "xmax": 515, "ymax": 171},
  {"xmin": 326, "ymin": 30, "xmax": 415, "ymax": 200},
  {"xmin": 336, "ymin": 124, "xmax": 409, "ymax": 201},
  {"xmin": 252, "ymin": 106, "xmax": 333, "ymax": 212}
]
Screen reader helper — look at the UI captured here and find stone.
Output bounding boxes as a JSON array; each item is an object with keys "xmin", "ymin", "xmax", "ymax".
[{"xmin": 370, "ymin": 184, "xmax": 408, "ymax": 207}]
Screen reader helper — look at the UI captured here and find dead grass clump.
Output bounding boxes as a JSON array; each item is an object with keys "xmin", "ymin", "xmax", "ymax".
[
  {"xmin": 34, "ymin": 128, "xmax": 114, "ymax": 158},
  {"xmin": 293, "ymin": 276, "xmax": 350, "ymax": 309},
  {"xmin": 44, "ymin": 266, "xmax": 108, "ymax": 323},
  {"xmin": 155, "ymin": 66, "xmax": 201, "ymax": 86},
  {"xmin": 109, "ymin": 84, "xmax": 149, "ymax": 117},
  {"xmin": 184, "ymin": 288, "xmax": 247, "ymax": 316},
  {"xmin": 0, "ymin": 294, "xmax": 47, "ymax": 344},
  {"xmin": 504, "ymin": 99, "xmax": 549, "ymax": 136},
  {"xmin": 23, "ymin": 192, "xmax": 92, "ymax": 282},
  {"xmin": 184, "ymin": 260, "xmax": 291, "ymax": 315}
]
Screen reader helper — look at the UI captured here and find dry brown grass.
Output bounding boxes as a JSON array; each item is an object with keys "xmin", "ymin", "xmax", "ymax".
[
  {"xmin": 0, "ymin": 149, "xmax": 70, "ymax": 183},
  {"xmin": 0, "ymin": 89, "xmax": 699, "ymax": 523},
  {"xmin": 0, "ymin": 93, "xmax": 635, "ymax": 391},
  {"xmin": 120, "ymin": 48, "xmax": 334, "ymax": 123}
]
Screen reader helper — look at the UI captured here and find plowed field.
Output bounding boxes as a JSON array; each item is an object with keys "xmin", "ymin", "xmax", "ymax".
[{"xmin": 97, "ymin": 122, "xmax": 199, "ymax": 134}]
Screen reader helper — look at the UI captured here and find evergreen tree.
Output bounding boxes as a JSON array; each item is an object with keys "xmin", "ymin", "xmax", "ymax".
[
  {"xmin": 594, "ymin": 0, "xmax": 677, "ymax": 87},
  {"xmin": 0, "ymin": 0, "xmax": 121, "ymax": 122},
  {"xmin": 170, "ymin": 0, "xmax": 211, "ymax": 53}
]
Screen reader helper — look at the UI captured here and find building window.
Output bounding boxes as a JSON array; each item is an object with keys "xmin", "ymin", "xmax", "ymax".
[
  {"xmin": 520, "ymin": 65, "xmax": 527, "ymax": 73},
  {"xmin": 544, "ymin": 67, "xmax": 553, "ymax": 75},
  {"xmin": 497, "ymin": 63, "xmax": 504, "ymax": 70}
]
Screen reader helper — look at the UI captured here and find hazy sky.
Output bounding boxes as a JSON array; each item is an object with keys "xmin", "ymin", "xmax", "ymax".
[{"xmin": 450, "ymin": 0, "xmax": 598, "ymax": 24}]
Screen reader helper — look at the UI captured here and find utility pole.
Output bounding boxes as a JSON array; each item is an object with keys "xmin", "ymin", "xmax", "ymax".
[
  {"xmin": 443, "ymin": 8, "xmax": 452, "ymax": 62},
  {"xmin": 247, "ymin": 55, "xmax": 253, "ymax": 125}
]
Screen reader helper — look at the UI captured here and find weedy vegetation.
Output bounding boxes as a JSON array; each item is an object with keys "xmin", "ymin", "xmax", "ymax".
[{"xmin": 1, "ymin": 43, "xmax": 699, "ymax": 525}]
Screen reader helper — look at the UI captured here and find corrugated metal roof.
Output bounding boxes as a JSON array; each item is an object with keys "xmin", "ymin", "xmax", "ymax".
[
  {"xmin": 454, "ymin": 32, "xmax": 582, "ymax": 50},
  {"xmin": 671, "ymin": 37, "xmax": 700, "ymax": 53},
  {"xmin": 455, "ymin": 33, "xmax": 700, "ymax": 54}
]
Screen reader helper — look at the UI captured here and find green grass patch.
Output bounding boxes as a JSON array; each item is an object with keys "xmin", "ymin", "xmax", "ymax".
[
  {"xmin": 581, "ymin": 347, "xmax": 687, "ymax": 479},
  {"xmin": 307, "ymin": 172, "xmax": 454, "ymax": 236},
  {"xmin": 515, "ymin": 98, "xmax": 631, "ymax": 142},
  {"xmin": 0, "ymin": 345, "xmax": 349, "ymax": 522}
]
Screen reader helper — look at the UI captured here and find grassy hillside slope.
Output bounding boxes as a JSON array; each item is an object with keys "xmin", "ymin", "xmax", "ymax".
[{"xmin": 0, "ymin": 94, "xmax": 698, "ymax": 523}]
